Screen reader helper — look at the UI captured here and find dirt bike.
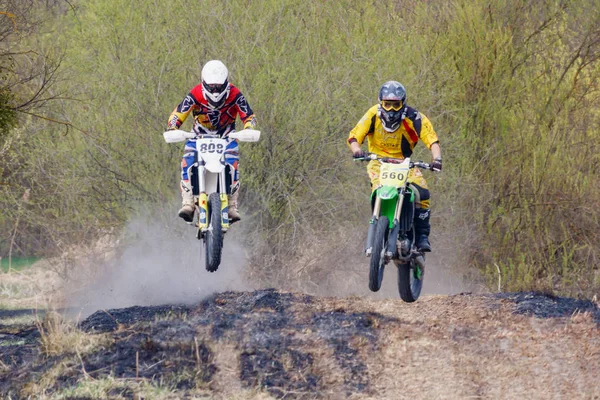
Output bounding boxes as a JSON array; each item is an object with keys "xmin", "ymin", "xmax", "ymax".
[
  {"xmin": 163, "ymin": 128, "xmax": 260, "ymax": 272},
  {"xmin": 355, "ymin": 154, "xmax": 434, "ymax": 302}
]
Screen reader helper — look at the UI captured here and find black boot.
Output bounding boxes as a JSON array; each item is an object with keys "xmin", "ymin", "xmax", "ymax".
[{"xmin": 414, "ymin": 208, "xmax": 432, "ymax": 252}]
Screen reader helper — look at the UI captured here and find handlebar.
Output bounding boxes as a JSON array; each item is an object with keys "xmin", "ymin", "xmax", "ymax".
[
  {"xmin": 164, "ymin": 129, "xmax": 261, "ymax": 143},
  {"xmin": 353, "ymin": 153, "xmax": 433, "ymax": 171}
]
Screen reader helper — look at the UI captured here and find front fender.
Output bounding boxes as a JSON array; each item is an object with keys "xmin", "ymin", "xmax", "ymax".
[
  {"xmin": 205, "ymin": 160, "xmax": 225, "ymax": 173},
  {"xmin": 375, "ymin": 185, "xmax": 398, "ymax": 200},
  {"xmin": 371, "ymin": 186, "xmax": 399, "ymax": 229}
]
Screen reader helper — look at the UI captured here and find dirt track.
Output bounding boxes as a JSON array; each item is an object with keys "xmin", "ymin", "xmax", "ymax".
[{"xmin": 1, "ymin": 289, "xmax": 599, "ymax": 399}]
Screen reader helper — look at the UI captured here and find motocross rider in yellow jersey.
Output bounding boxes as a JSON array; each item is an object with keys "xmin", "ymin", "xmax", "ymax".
[{"xmin": 348, "ymin": 81, "xmax": 442, "ymax": 252}]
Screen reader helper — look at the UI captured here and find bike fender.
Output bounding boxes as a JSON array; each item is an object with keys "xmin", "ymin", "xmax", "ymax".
[
  {"xmin": 376, "ymin": 186, "xmax": 398, "ymax": 200},
  {"xmin": 371, "ymin": 191, "xmax": 399, "ymax": 229},
  {"xmin": 379, "ymin": 199, "xmax": 398, "ymax": 229},
  {"xmin": 205, "ymin": 160, "xmax": 225, "ymax": 173}
]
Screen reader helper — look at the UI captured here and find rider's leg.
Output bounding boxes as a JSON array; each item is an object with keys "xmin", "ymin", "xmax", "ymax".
[
  {"xmin": 178, "ymin": 180, "xmax": 195, "ymax": 222},
  {"xmin": 409, "ymin": 170, "xmax": 432, "ymax": 252},
  {"xmin": 413, "ymin": 206, "xmax": 432, "ymax": 252},
  {"xmin": 367, "ymin": 160, "xmax": 381, "ymax": 190},
  {"xmin": 225, "ymin": 139, "xmax": 241, "ymax": 223},
  {"xmin": 178, "ymin": 144, "xmax": 196, "ymax": 222},
  {"xmin": 228, "ymin": 181, "xmax": 241, "ymax": 223}
]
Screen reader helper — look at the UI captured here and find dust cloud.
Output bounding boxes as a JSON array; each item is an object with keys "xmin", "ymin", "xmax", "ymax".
[
  {"xmin": 366, "ymin": 250, "xmax": 486, "ymax": 299},
  {"xmin": 284, "ymin": 224, "xmax": 486, "ymax": 300},
  {"xmin": 65, "ymin": 206, "xmax": 484, "ymax": 316},
  {"xmin": 66, "ymin": 214, "xmax": 253, "ymax": 318}
]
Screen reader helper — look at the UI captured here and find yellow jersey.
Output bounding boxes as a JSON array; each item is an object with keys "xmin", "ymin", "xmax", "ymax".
[{"xmin": 348, "ymin": 105, "xmax": 439, "ymax": 158}]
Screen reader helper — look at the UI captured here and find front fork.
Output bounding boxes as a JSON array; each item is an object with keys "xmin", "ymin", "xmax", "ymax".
[
  {"xmin": 218, "ymin": 167, "xmax": 230, "ymax": 230},
  {"xmin": 198, "ymin": 192, "xmax": 208, "ymax": 230},
  {"xmin": 195, "ymin": 164, "xmax": 230, "ymax": 234},
  {"xmin": 365, "ymin": 197, "xmax": 381, "ymax": 256},
  {"xmin": 365, "ymin": 190, "xmax": 405, "ymax": 259},
  {"xmin": 196, "ymin": 163, "xmax": 209, "ymax": 232}
]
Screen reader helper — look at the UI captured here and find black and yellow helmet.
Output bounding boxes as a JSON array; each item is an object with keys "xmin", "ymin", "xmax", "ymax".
[{"xmin": 378, "ymin": 81, "xmax": 406, "ymax": 132}]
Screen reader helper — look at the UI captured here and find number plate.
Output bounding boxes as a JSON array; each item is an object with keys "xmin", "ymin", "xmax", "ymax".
[
  {"xmin": 380, "ymin": 162, "xmax": 410, "ymax": 187},
  {"xmin": 197, "ymin": 139, "xmax": 225, "ymax": 154}
]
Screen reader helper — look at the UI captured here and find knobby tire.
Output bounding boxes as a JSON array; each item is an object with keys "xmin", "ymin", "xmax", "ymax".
[
  {"xmin": 369, "ymin": 216, "xmax": 389, "ymax": 292},
  {"xmin": 205, "ymin": 192, "xmax": 224, "ymax": 272},
  {"xmin": 397, "ymin": 258, "xmax": 423, "ymax": 302}
]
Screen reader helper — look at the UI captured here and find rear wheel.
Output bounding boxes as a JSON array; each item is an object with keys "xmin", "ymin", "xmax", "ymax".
[
  {"xmin": 204, "ymin": 192, "xmax": 224, "ymax": 272},
  {"xmin": 369, "ymin": 216, "xmax": 389, "ymax": 292},
  {"xmin": 397, "ymin": 256, "xmax": 424, "ymax": 302}
]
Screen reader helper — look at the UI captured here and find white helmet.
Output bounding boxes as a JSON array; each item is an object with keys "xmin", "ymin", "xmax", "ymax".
[{"xmin": 201, "ymin": 60, "xmax": 230, "ymax": 108}]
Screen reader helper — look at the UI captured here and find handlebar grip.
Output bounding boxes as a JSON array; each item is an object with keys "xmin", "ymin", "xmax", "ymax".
[{"xmin": 352, "ymin": 152, "xmax": 374, "ymax": 161}]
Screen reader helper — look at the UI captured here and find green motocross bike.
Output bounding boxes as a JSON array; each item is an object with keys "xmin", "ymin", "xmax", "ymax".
[{"xmin": 356, "ymin": 154, "xmax": 434, "ymax": 302}]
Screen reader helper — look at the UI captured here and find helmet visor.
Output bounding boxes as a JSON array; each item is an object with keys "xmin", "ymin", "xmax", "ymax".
[
  {"xmin": 203, "ymin": 81, "xmax": 228, "ymax": 95},
  {"xmin": 381, "ymin": 100, "xmax": 403, "ymax": 112}
]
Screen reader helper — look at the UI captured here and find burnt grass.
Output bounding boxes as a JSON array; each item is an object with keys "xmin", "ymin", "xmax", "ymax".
[{"xmin": 1, "ymin": 289, "xmax": 599, "ymax": 398}]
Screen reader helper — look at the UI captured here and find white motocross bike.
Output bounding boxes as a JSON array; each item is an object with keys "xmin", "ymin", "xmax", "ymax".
[{"xmin": 163, "ymin": 129, "xmax": 261, "ymax": 272}]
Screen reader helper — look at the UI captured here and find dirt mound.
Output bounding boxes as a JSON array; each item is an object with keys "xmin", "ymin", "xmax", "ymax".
[
  {"xmin": 1, "ymin": 290, "xmax": 599, "ymax": 399},
  {"xmin": 496, "ymin": 292, "xmax": 600, "ymax": 320}
]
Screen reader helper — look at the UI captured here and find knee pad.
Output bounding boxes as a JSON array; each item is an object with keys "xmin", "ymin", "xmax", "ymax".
[{"xmin": 410, "ymin": 183, "xmax": 430, "ymax": 209}]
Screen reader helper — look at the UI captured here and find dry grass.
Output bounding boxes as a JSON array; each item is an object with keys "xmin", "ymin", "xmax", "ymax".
[
  {"xmin": 0, "ymin": 262, "xmax": 63, "ymax": 310},
  {"xmin": 2, "ymin": 274, "xmax": 599, "ymax": 399},
  {"xmin": 31, "ymin": 377, "xmax": 279, "ymax": 400},
  {"xmin": 357, "ymin": 295, "xmax": 600, "ymax": 400},
  {"xmin": 36, "ymin": 311, "xmax": 113, "ymax": 357},
  {"xmin": 0, "ymin": 260, "xmax": 600, "ymax": 400}
]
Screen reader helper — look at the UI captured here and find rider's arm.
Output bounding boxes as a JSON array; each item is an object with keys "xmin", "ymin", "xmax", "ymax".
[
  {"xmin": 243, "ymin": 115, "xmax": 257, "ymax": 129},
  {"xmin": 417, "ymin": 113, "xmax": 440, "ymax": 151},
  {"xmin": 418, "ymin": 113, "xmax": 442, "ymax": 164},
  {"xmin": 349, "ymin": 141, "xmax": 362, "ymax": 154},
  {"xmin": 431, "ymin": 142, "xmax": 441, "ymax": 160},
  {"xmin": 347, "ymin": 106, "xmax": 377, "ymax": 153},
  {"xmin": 167, "ymin": 92, "xmax": 198, "ymax": 130},
  {"xmin": 230, "ymin": 87, "xmax": 257, "ymax": 130}
]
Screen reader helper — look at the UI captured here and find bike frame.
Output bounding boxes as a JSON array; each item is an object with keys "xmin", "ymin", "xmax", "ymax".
[
  {"xmin": 163, "ymin": 128, "xmax": 261, "ymax": 236},
  {"xmin": 357, "ymin": 153, "xmax": 432, "ymax": 301},
  {"xmin": 366, "ymin": 158, "xmax": 413, "ymax": 257},
  {"xmin": 163, "ymin": 128, "xmax": 260, "ymax": 272}
]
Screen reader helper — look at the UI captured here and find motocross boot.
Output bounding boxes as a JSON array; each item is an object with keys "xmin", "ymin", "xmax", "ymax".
[
  {"xmin": 228, "ymin": 189, "xmax": 241, "ymax": 223},
  {"xmin": 414, "ymin": 208, "xmax": 432, "ymax": 252},
  {"xmin": 178, "ymin": 180, "xmax": 195, "ymax": 222}
]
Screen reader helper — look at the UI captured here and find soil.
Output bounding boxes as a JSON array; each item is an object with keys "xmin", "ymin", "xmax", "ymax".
[{"xmin": 1, "ymin": 289, "xmax": 599, "ymax": 399}]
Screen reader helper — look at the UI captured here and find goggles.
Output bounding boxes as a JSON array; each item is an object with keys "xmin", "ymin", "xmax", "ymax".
[
  {"xmin": 381, "ymin": 100, "xmax": 403, "ymax": 112},
  {"xmin": 203, "ymin": 81, "xmax": 228, "ymax": 94}
]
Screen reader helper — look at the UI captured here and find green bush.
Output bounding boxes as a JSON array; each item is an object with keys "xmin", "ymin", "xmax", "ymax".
[{"xmin": 1, "ymin": 0, "xmax": 598, "ymax": 297}]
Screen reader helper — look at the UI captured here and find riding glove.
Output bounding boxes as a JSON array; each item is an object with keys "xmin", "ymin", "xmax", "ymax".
[{"xmin": 353, "ymin": 150, "xmax": 366, "ymax": 159}]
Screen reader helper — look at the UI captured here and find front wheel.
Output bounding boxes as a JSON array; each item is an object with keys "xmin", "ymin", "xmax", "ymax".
[
  {"xmin": 396, "ymin": 256, "xmax": 424, "ymax": 302},
  {"xmin": 369, "ymin": 216, "xmax": 389, "ymax": 292},
  {"xmin": 204, "ymin": 192, "xmax": 224, "ymax": 272}
]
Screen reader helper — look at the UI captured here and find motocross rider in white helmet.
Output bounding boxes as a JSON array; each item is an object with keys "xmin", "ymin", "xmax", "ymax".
[{"xmin": 167, "ymin": 60, "xmax": 257, "ymax": 223}]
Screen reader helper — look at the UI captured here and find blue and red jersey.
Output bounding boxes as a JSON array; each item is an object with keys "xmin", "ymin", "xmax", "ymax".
[{"xmin": 167, "ymin": 84, "xmax": 256, "ymax": 137}]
